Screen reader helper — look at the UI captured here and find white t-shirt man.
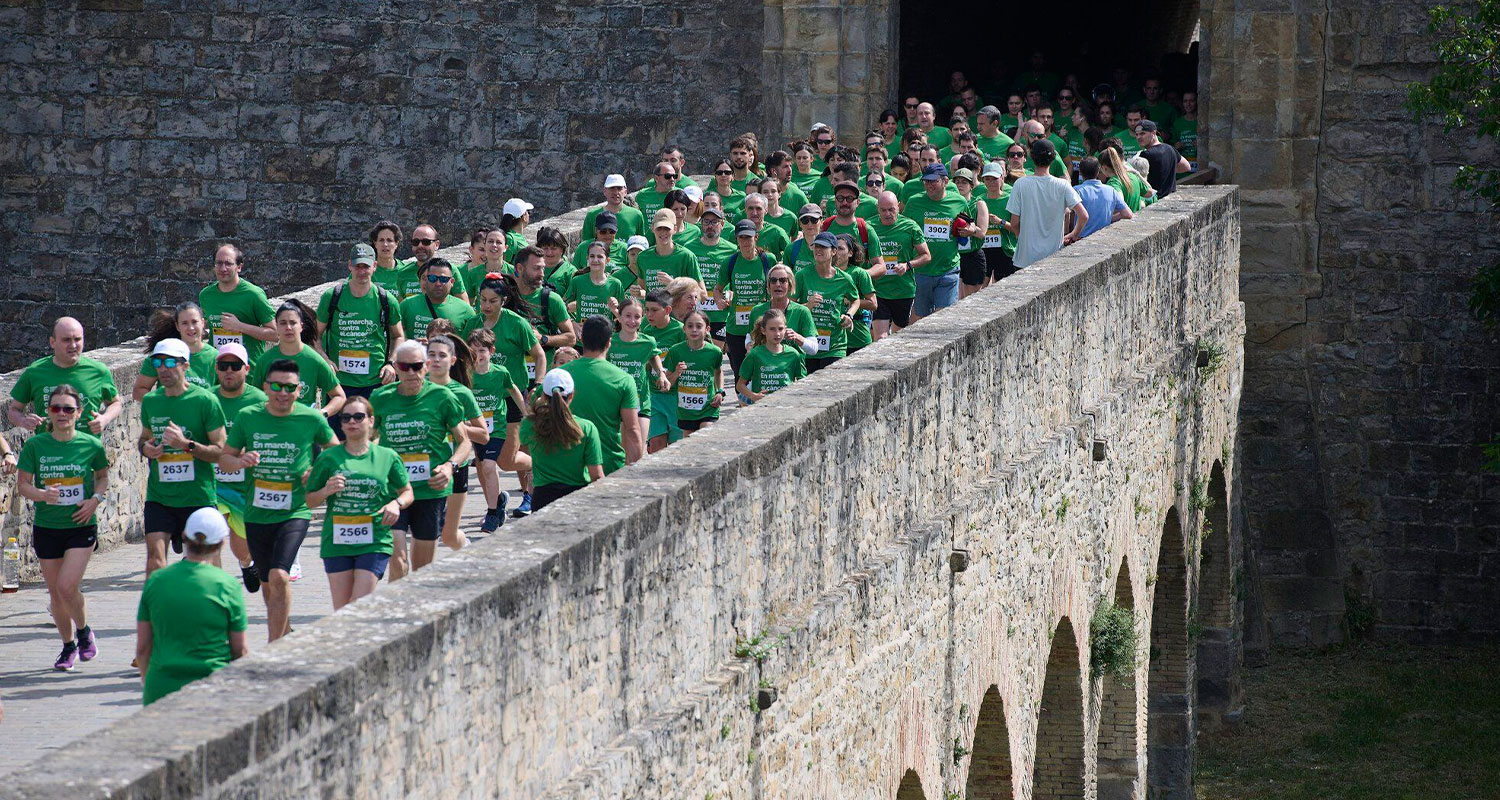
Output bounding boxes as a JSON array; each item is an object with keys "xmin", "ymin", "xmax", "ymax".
[{"xmin": 1008, "ymin": 174, "xmax": 1083, "ymax": 268}]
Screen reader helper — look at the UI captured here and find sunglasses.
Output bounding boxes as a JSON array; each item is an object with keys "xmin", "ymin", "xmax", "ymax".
[
  {"xmin": 904, "ymin": 103, "xmax": 918, "ymax": 109},
  {"xmin": 768, "ymin": 277, "xmax": 791, "ymax": 283},
  {"xmin": 395, "ymin": 361, "xmax": 425, "ymax": 372},
  {"xmin": 338, "ymin": 412, "xmax": 370, "ymax": 424},
  {"xmin": 150, "ymin": 356, "xmax": 181, "ymax": 369},
  {"xmin": 1008, "ymin": 152, "xmax": 1026, "ymax": 158},
  {"xmin": 715, "ymin": 169, "xmax": 733, "ymax": 176},
  {"xmin": 412, "ymin": 237, "xmax": 437, "ymax": 246},
  {"xmin": 267, "ymin": 381, "xmax": 298, "ymax": 393},
  {"xmin": 866, "ymin": 180, "xmax": 884, "ymax": 186},
  {"xmin": 658, "ymin": 172, "xmax": 678, "ymax": 179},
  {"xmin": 816, "ymin": 139, "xmax": 833, "ymax": 145},
  {"xmin": 49, "ymin": 404, "xmax": 79, "ymax": 414},
  {"xmin": 216, "ymin": 360, "xmax": 245, "ymax": 371},
  {"xmin": 425, "ymin": 274, "xmax": 453, "ymax": 284}
]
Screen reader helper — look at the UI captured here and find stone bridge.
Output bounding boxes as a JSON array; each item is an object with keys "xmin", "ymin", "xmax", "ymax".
[{"xmin": 11, "ymin": 186, "xmax": 1243, "ymax": 799}]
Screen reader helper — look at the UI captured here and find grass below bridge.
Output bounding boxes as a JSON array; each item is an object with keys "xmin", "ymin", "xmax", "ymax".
[{"xmin": 1196, "ymin": 642, "xmax": 1500, "ymax": 800}]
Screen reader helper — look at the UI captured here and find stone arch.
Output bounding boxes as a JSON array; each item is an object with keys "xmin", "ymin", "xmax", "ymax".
[
  {"xmin": 964, "ymin": 685, "xmax": 1013, "ymax": 799},
  {"xmin": 895, "ymin": 768, "xmax": 927, "ymax": 800},
  {"xmin": 1195, "ymin": 460, "xmax": 1239, "ymax": 730},
  {"xmin": 1096, "ymin": 563, "xmax": 1140, "ymax": 800},
  {"xmin": 1034, "ymin": 617, "xmax": 1085, "ymax": 800},
  {"xmin": 1148, "ymin": 507, "xmax": 1194, "ymax": 799}
]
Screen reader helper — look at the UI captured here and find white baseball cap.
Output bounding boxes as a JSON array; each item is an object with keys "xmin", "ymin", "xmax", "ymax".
[
  {"xmin": 184, "ymin": 507, "xmax": 230, "ymax": 545},
  {"xmin": 541, "ymin": 368, "xmax": 574, "ymax": 397},
  {"xmin": 215, "ymin": 342, "xmax": 249, "ymax": 364},
  {"xmin": 603, "ymin": 173, "xmax": 627, "ymax": 189},
  {"xmin": 626, "ymin": 235, "xmax": 650, "ymax": 252},
  {"xmin": 504, "ymin": 198, "xmax": 534, "ymax": 218},
  {"xmin": 682, "ymin": 184, "xmax": 703, "ymax": 203},
  {"xmin": 150, "ymin": 338, "xmax": 191, "ymax": 360}
]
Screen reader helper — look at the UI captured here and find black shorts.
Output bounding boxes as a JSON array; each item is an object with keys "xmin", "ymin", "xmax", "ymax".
[
  {"xmin": 505, "ymin": 395, "xmax": 524, "ymax": 424},
  {"xmin": 33, "ymin": 525, "xmax": 98, "ymax": 560},
  {"xmin": 677, "ymin": 417, "xmax": 715, "ymax": 432},
  {"xmin": 709, "ymin": 320, "xmax": 728, "ymax": 343},
  {"xmin": 451, "ymin": 463, "xmax": 470, "ymax": 494},
  {"xmin": 984, "ymin": 247, "xmax": 1018, "ymax": 281},
  {"xmin": 478, "ymin": 436, "xmax": 504, "ymax": 462},
  {"xmin": 531, "ymin": 482, "xmax": 584, "ymax": 512},
  {"xmin": 393, "ymin": 497, "xmax": 446, "ymax": 541},
  {"xmin": 806, "ymin": 356, "xmax": 838, "ymax": 373},
  {"xmin": 144, "ymin": 501, "xmax": 209, "ymax": 537},
  {"xmin": 874, "ymin": 297, "xmax": 913, "ymax": 328},
  {"xmin": 245, "ymin": 518, "xmax": 310, "ymax": 581},
  {"xmin": 959, "ymin": 249, "xmax": 989, "ymax": 286}
]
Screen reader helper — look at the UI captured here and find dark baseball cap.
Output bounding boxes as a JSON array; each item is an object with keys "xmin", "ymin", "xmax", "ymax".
[
  {"xmin": 735, "ymin": 219, "xmax": 758, "ymax": 238},
  {"xmin": 813, "ymin": 231, "xmax": 838, "ymax": 248},
  {"xmin": 1135, "ymin": 119, "xmax": 1159, "ymax": 132},
  {"xmin": 595, "ymin": 210, "xmax": 618, "ymax": 231},
  {"xmin": 921, "ymin": 163, "xmax": 949, "ymax": 181},
  {"xmin": 833, "ymin": 180, "xmax": 861, "ymax": 196}
]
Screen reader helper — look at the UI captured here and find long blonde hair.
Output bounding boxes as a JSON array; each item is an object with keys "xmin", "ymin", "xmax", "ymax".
[
  {"xmin": 527, "ymin": 390, "xmax": 583, "ymax": 450},
  {"xmin": 750, "ymin": 308, "xmax": 787, "ymax": 348}
]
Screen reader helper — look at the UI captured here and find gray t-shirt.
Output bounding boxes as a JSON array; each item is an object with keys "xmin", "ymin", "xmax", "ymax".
[{"xmin": 1008, "ymin": 174, "xmax": 1082, "ymax": 268}]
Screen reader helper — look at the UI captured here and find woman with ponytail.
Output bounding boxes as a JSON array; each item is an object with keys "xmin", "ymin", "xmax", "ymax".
[
  {"xmin": 249, "ymin": 299, "xmax": 344, "ymax": 416},
  {"xmin": 519, "ymin": 369, "xmax": 603, "ymax": 512},
  {"xmin": 133, "ymin": 301, "xmax": 219, "ymax": 399},
  {"xmin": 424, "ymin": 330, "xmax": 487, "ymax": 549}
]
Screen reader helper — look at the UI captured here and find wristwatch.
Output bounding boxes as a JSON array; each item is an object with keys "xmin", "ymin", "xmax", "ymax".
[{"xmin": 186, "ymin": 440, "xmax": 197, "ymax": 453}]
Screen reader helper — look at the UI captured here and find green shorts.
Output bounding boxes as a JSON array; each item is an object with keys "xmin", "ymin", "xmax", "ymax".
[
  {"xmin": 648, "ymin": 392, "xmax": 683, "ymax": 442},
  {"xmin": 217, "ymin": 502, "xmax": 246, "ymax": 540}
]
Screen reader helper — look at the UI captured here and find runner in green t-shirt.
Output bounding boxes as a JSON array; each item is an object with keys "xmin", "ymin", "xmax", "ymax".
[
  {"xmin": 307, "ymin": 395, "xmax": 413, "ymax": 609},
  {"xmin": 748, "ymin": 264, "xmax": 820, "ymax": 359},
  {"xmin": 398, "ymin": 259, "xmax": 476, "ymax": 343},
  {"xmin": 565, "ymin": 241, "xmax": 626, "ymax": 324},
  {"xmin": 684, "ymin": 210, "xmax": 737, "ymax": 344},
  {"xmin": 606, "ymin": 297, "xmax": 666, "ymax": 450},
  {"xmin": 571, "ymin": 211, "xmax": 630, "ymax": 275},
  {"xmin": 708, "ymin": 159, "xmax": 748, "ymax": 222},
  {"xmin": 515, "ymin": 247, "xmax": 578, "ymax": 367},
  {"xmin": 643, "ymin": 291, "xmax": 687, "ymax": 451},
  {"xmin": 519, "ymin": 369, "xmax": 604, "ymax": 511},
  {"xmin": 465, "ymin": 327, "xmax": 533, "ymax": 532},
  {"xmin": 134, "ymin": 303, "xmax": 219, "ymax": 399},
  {"xmin": 561, "ymin": 316, "xmax": 642, "ymax": 474},
  {"xmin": 369, "ymin": 340, "xmax": 472, "ymax": 578},
  {"xmin": 425, "ymin": 333, "xmax": 489, "ymax": 554},
  {"xmin": 199, "ymin": 244, "xmax": 277, "ymax": 365},
  {"xmin": 759, "ymin": 177, "xmax": 805, "ymax": 240},
  {"xmin": 7, "ymin": 317, "xmax": 122, "ymax": 435},
  {"xmin": 221, "ymin": 357, "xmax": 336, "ymax": 642},
  {"xmin": 136, "ymin": 512, "xmax": 247, "ymax": 704},
  {"xmin": 210, "ymin": 343, "xmax": 267, "ymax": 592},
  {"xmin": 735, "ymin": 309, "xmax": 808, "ymax": 403},
  {"xmin": 793, "ymin": 233, "xmax": 861, "ymax": 369},
  {"xmin": 831, "ymin": 234, "xmax": 879, "ymax": 354},
  {"xmin": 632, "ymin": 211, "xmax": 705, "ymax": 296},
  {"xmin": 903, "ymin": 165, "xmax": 971, "ymax": 320},
  {"xmin": 978, "ymin": 163, "xmax": 1021, "ymax": 288},
  {"xmin": 249, "ymin": 302, "xmax": 345, "ymax": 415},
  {"xmin": 581, "ymin": 174, "xmax": 647, "ymax": 241},
  {"xmin": 1172, "ymin": 92, "xmax": 1198, "ymax": 164},
  {"xmin": 317, "ymin": 243, "xmax": 405, "ymax": 393},
  {"xmin": 789, "ymin": 143, "xmax": 822, "ymax": 194},
  {"xmin": 715, "ymin": 222, "xmax": 776, "ymax": 376},
  {"xmin": 663, "ymin": 311, "xmax": 724, "ymax": 433},
  {"xmin": 634, "ymin": 162, "xmax": 679, "ymax": 225},
  {"xmin": 741, "ymin": 194, "xmax": 792, "ymax": 260},
  {"xmin": 869, "ymin": 191, "xmax": 930, "ymax": 338},
  {"xmin": 15, "ymin": 384, "xmax": 111, "ymax": 672}
]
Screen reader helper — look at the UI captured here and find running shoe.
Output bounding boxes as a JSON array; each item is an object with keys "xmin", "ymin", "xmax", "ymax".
[
  {"xmin": 171, "ymin": 530, "xmax": 183, "ymax": 554},
  {"xmin": 511, "ymin": 491, "xmax": 532, "ymax": 518},
  {"xmin": 76, "ymin": 626, "xmax": 97, "ymax": 661},
  {"xmin": 54, "ymin": 642, "xmax": 78, "ymax": 672},
  {"xmin": 479, "ymin": 509, "xmax": 501, "ymax": 533},
  {"xmin": 289, "ymin": 559, "xmax": 302, "ymax": 582},
  {"xmin": 241, "ymin": 565, "xmax": 261, "ymax": 593}
]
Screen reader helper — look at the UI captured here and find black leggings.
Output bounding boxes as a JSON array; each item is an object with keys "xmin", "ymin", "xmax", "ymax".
[
  {"xmin": 532, "ymin": 483, "xmax": 584, "ymax": 511},
  {"xmin": 245, "ymin": 519, "xmax": 310, "ymax": 582},
  {"xmin": 727, "ymin": 334, "xmax": 749, "ymax": 379}
]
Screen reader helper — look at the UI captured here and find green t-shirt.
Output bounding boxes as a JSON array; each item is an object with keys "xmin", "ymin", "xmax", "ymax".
[
  {"xmin": 684, "ymin": 237, "xmax": 737, "ymax": 323},
  {"xmin": 249, "ymin": 344, "xmax": 338, "ymax": 408},
  {"xmin": 793, "ymin": 268, "xmax": 859, "ymax": 359},
  {"xmin": 399, "ymin": 293, "xmax": 476, "ymax": 343},
  {"xmin": 565, "ymin": 273, "xmax": 625, "ymax": 324},
  {"xmin": 977, "ymin": 132, "xmax": 1016, "ymax": 160},
  {"xmin": 711, "ymin": 188, "xmax": 747, "ymax": 221},
  {"xmin": 371, "ymin": 264, "xmax": 404, "ymax": 297},
  {"xmin": 785, "ymin": 235, "xmax": 818, "ymax": 273},
  {"xmin": 824, "ymin": 219, "xmax": 884, "ymax": 268},
  {"xmin": 469, "ymin": 366, "xmax": 515, "ymax": 436},
  {"xmin": 18, "ymin": 432, "xmax": 109, "ymax": 529},
  {"xmin": 634, "ymin": 187, "xmax": 670, "ymax": 221},
  {"xmin": 764, "ymin": 207, "xmax": 799, "ymax": 240},
  {"xmin": 778, "ymin": 182, "xmax": 811, "ymax": 215},
  {"xmin": 633, "ymin": 246, "xmax": 703, "ymax": 295},
  {"xmin": 664, "ymin": 341, "xmax": 723, "ymax": 422},
  {"xmin": 582, "ymin": 204, "xmax": 646, "ymax": 241},
  {"xmin": 1108, "ymin": 174, "xmax": 1147, "ymax": 212},
  {"xmin": 1142, "ymin": 100, "xmax": 1177, "ymax": 132},
  {"xmin": 756, "ymin": 223, "xmax": 792, "ymax": 260},
  {"xmin": 543, "ymin": 260, "xmax": 576, "ymax": 290},
  {"xmin": 139, "ymin": 344, "xmax": 218, "ymax": 391},
  {"xmin": 740, "ymin": 345, "xmax": 806, "ymax": 395},
  {"xmin": 466, "ymin": 309, "xmax": 540, "ymax": 388},
  {"xmin": 10, "ymin": 356, "xmax": 118, "ymax": 430},
  {"xmin": 198, "ymin": 280, "xmax": 275, "ymax": 366},
  {"xmin": 979, "ymin": 189, "xmax": 1019, "ymax": 257},
  {"xmin": 461, "ymin": 261, "xmax": 510, "ymax": 308},
  {"xmin": 922, "ymin": 125, "xmax": 953, "ymax": 149},
  {"xmin": 522, "ymin": 285, "xmax": 572, "ymax": 340},
  {"xmin": 561, "ymin": 356, "xmax": 638, "ymax": 474},
  {"xmin": 644, "ymin": 318, "xmax": 685, "ymax": 396},
  {"xmin": 140, "ymin": 384, "xmax": 226, "ymax": 509},
  {"xmin": 671, "ymin": 224, "xmax": 702, "ymax": 248},
  {"xmin": 717, "ymin": 251, "xmax": 775, "ymax": 336},
  {"xmin": 504, "ymin": 230, "xmax": 527, "ymax": 263},
  {"xmin": 569, "ymin": 238, "xmax": 630, "ymax": 274},
  {"xmin": 748, "ymin": 301, "xmax": 817, "ymax": 345},
  {"xmin": 226, "ymin": 403, "xmax": 335, "ymax": 524},
  {"xmin": 519, "ymin": 416, "xmax": 602, "ymax": 488},
  {"xmin": 307, "ymin": 443, "xmax": 410, "ymax": 558},
  {"xmin": 317, "ymin": 283, "xmax": 399, "ymax": 388},
  {"xmin": 902, "ymin": 190, "xmax": 970, "ymax": 276},
  {"xmin": 213, "ymin": 385, "xmax": 267, "ymax": 501},
  {"xmin": 842, "ymin": 265, "xmax": 875, "ymax": 351},
  {"xmin": 393, "ymin": 260, "xmax": 468, "ymax": 301},
  {"xmin": 869, "ymin": 217, "xmax": 923, "ymax": 299},
  {"xmin": 137, "ymin": 560, "xmax": 247, "ymax": 706},
  {"xmin": 606, "ymin": 332, "xmax": 658, "ymax": 412},
  {"xmin": 1172, "ymin": 117, "xmax": 1198, "ymax": 159},
  {"xmin": 369, "ymin": 381, "xmax": 464, "ymax": 500}
]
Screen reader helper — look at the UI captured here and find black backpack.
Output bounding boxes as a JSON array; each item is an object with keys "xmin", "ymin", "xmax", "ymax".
[{"xmin": 325, "ymin": 282, "xmax": 394, "ymax": 355}]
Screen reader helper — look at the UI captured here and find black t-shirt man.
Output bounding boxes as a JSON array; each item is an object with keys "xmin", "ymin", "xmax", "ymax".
[{"xmin": 1140, "ymin": 142, "xmax": 1181, "ymax": 198}]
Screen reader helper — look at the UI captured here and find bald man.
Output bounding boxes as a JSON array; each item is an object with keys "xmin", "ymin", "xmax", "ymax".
[
  {"xmin": 8, "ymin": 317, "xmax": 123, "ymax": 434},
  {"xmin": 1017, "ymin": 120, "xmax": 1068, "ymax": 178},
  {"xmin": 868, "ymin": 190, "xmax": 931, "ymax": 338},
  {"xmin": 914, "ymin": 102, "xmax": 952, "ymax": 150}
]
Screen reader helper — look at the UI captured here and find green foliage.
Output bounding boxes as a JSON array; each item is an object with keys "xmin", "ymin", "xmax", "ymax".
[
  {"xmin": 1090, "ymin": 601, "xmax": 1139, "ymax": 681},
  {"xmin": 1056, "ymin": 494, "xmax": 1070, "ymax": 521},
  {"xmin": 952, "ymin": 736, "xmax": 971, "ymax": 765},
  {"xmin": 733, "ymin": 629, "xmax": 786, "ymax": 663},
  {"xmin": 1197, "ymin": 338, "xmax": 1226, "ymax": 380},
  {"xmin": 1483, "ymin": 434, "xmax": 1500, "ymax": 473},
  {"xmin": 1343, "ymin": 585, "xmax": 1377, "ymax": 642}
]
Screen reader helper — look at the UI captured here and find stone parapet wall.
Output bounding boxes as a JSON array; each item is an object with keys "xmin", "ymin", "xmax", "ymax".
[{"xmin": 11, "ymin": 187, "xmax": 1243, "ymax": 799}]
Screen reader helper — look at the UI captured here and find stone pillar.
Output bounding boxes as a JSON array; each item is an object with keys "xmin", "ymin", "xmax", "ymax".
[{"xmin": 762, "ymin": 0, "xmax": 898, "ymax": 146}]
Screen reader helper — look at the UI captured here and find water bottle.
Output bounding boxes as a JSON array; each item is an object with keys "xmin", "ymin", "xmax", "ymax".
[{"xmin": 2, "ymin": 537, "xmax": 20, "ymax": 593}]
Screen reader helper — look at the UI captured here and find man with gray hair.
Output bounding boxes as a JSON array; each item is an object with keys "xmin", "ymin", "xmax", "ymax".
[
  {"xmin": 974, "ymin": 105, "xmax": 1015, "ymax": 160},
  {"xmin": 741, "ymin": 192, "xmax": 791, "ymax": 259}
]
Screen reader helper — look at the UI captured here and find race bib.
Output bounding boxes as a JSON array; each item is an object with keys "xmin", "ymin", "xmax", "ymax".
[
  {"xmin": 46, "ymin": 476, "xmax": 84, "ymax": 506},
  {"xmin": 331, "ymin": 514, "xmax": 375, "ymax": 545},
  {"xmin": 338, "ymin": 349, "xmax": 371, "ymax": 375},
  {"xmin": 735, "ymin": 306, "xmax": 752, "ymax": 327},
  {"xmin": 401, "ymin": 452, "xmax": 431, "ymax": 481},
  {"xmin": 215, "ymin": 465, "xmax": 245, "ymax": 483},
  {"xmin": 678, "ymin": 384, "xmax": 708, "ymax": 412},
  {"xmin": 157, "ymin": 452, "xmax": 195, "ymax": 483},
  {"xmin": 816, "ymin": 328, "xmax": 832, "ymax": 352},
  {"xmin": 211, "ymin": 328, "xmax": 243, "ymax": 350},
  {"xmin": 483, "ymin": 410, "xmax": 495, "ymax": 433},
  {"xmin": 698, "ymin": 296, "xmax": 720, "ymax": 313},
  {"xmin": 984, "ymin": 233, "xmax": 1004, "ymax": 248},
  {"xmin": 923, "ymin": 218, "xmax": 952, "ymax": 241},
  {"xmin": 524, "ymin": 354, "xmax": 537, "ymax": 381},
  {"xmin": 252, "ymin": 479, "xmax": 293, "ymax": 510}
]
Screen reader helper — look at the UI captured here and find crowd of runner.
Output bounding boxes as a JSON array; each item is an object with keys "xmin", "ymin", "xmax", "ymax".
[{"xmin": 1, "ymin": 68, "xmax": 1191, "ymax": 705}]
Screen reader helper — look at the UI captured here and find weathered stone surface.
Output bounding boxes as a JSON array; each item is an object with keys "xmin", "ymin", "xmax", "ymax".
[{"xmin": 7, "ymin": 189, "xmax": 1243, "ymax": 800}]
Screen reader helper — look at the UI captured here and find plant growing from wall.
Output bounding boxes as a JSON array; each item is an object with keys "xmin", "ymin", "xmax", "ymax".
[
  {"xmin": 1090, "ymin": 601, "xmax": 1139, "ymax": 681},
  {"xmin": 1407, "ymin": 1, "xmax": 1500, "ymax": 468}
]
